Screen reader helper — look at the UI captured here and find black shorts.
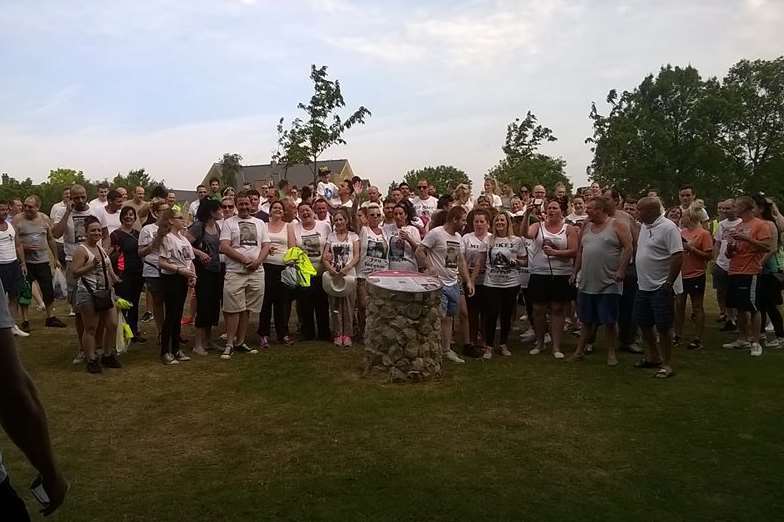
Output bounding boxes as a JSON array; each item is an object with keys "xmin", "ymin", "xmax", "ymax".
[
  {"xmin": 0, "ymin": 260, "xmax": 23, "ymax": 298},
  {"xmin": 527, "ymin": 274, "xmax": 574, "ymax": 304},
  {"xmin": 712, "ymin": 264, "xmax": 729, "ymax": 291},
  {"xmin": 682, "ymin": 274, "xmax": 706, "ymax": 298},
  {"xmin": 145, "ymin": 277, "xmax": 164, "ymax": 297},
  {"xmin": 727, "ymin": 274, "xmax": 759, "ymax": 312},
  {"xmin": 466, "ymin": 283, "xmax": 485, "ymax": 310},
  {"xmin": 634, "ymin": 287, "xmax": 674, "ymax": 330},
  {"xmin": 25, "ymin": 262, "xmax": 54, "ymax": 305}
]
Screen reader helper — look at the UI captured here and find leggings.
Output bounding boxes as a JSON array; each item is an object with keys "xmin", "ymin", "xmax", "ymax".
[
  {"xmin": 618, "ymin": 271, "xmax": 638, "ymax": 346},
  {"xmin": 160, "ymin": 273, "xmax": 188, "ymax": 356},
  {"xmin": 759, "ymin": 273, "xmax": 784, "ymax": 338},
  {"xmin": 194, "ymin": 266, "xmax": 222, "ymax": 328},
  {"xmin": 259, "ymin": 263, "xmax": 291, "ymax": 340},
  {"xmin": 483, "ymin": 286, "xmax": 518, "ymax": 345},
  {"xmin": 296, "ymin": 274, "xmax": 331, "ymax": 341},
  {"xmin": 115, "ymin": 271, "xmax": 143, "ymax": 335}
]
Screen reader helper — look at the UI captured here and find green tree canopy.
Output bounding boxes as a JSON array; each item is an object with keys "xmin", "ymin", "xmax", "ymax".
[
  {"xmin": 219, "ymin": 153, "xmax": 243, "ymax": 189},
  {"xmin": 403, "ymin": 165, "xmax": 470, "ymax": 196},
  {"xmin": 488, "ymin": 111, "xmax": 570, "ymax": 194},
  {"xmin": 112, "ymin": 168, "xmax": 160, "ymax": 193}
]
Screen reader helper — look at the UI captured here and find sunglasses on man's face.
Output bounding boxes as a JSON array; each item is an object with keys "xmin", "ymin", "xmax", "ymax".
[
  {"xmin": 222, "ymin": 205, "xmax": 234, "ymax": 209},
  {"xmin": 418, "ymin": 186, "xmax": 428, "ymax": 190}
]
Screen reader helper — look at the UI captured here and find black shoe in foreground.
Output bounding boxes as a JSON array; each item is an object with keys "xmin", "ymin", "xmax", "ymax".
[
  {"xmin": 101, "ymin": 353, "xmax": 123, "ymax": 368},
  {"xmin": 719, "ymin": 321, "xmax": 737, "ymax": 332},
  {"xmin": 87, "ymin": 358, "xmax": 103, "ymax": 374},
  {"xmin": 45, "ymin": 316, "xmax": 67, "ymax": 328}
]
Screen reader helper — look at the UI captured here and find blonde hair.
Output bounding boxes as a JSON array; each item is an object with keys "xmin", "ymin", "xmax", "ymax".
[{"xmin": 682, "ymin": 200, "xmax": 705, "ymax": 227}]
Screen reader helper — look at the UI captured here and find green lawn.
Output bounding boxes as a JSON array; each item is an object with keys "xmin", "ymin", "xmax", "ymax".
[{"xmin": 2, "ymin": 298, "xmax": 783, "ymax": 521}]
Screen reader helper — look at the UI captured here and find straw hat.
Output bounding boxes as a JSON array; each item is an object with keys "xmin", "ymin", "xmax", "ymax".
[{"xmin": 322, "ymin": 271, "xmax": 356, "ymax": 298}]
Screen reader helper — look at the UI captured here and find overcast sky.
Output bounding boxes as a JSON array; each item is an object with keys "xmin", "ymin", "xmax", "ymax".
[{"xmin": 1, "ymin": 0, "xmax": 781, "ymax": 192}]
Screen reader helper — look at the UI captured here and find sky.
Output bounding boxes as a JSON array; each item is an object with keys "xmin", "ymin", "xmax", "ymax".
[{"xmin": 1, "ymin": 0, "xmax": 782, "ymax": 193}]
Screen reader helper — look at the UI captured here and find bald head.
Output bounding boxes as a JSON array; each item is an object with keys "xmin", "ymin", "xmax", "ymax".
[{"xmin": 637, "ymin": 197, "xmax": 662, "ymax": 224}]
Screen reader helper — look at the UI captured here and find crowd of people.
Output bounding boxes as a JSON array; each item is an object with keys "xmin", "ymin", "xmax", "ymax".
[{"xmin": 1, "ymin": 169, "xmax": 783, "ymax": 379}]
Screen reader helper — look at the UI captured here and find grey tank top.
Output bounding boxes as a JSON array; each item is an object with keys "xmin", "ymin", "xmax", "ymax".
[
  {"xmin": 15, "ymin": 217, "xmax": 49, "ymax": 264},
  {"xmin": 579, "ymin": 218, "xmax": 623, "ymax": 295}
]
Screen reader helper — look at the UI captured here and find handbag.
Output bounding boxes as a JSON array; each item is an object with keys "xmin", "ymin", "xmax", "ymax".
[{"xmin": 82, "ymin": 247, "xmax": 114, "ymax": 311}]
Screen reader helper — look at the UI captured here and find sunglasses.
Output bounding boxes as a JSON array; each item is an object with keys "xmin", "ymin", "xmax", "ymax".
[{"xmin": 222, "ymin": 205, "xmax": 234, "ymax": 209}]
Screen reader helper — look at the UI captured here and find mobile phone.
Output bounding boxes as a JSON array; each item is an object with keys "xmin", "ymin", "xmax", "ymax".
[
  {"xmin": 31, "ymin": 475, "xmax": 50, "ymax": 507},
  {"xmin": 533, "ymin": 198, "xmax": 543, "ymax": 206}
]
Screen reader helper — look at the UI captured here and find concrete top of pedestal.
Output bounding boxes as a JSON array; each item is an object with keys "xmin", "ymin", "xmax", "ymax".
[{"xmin": 366, "ymin": 270, "xmax": 443, "ymax": 293}]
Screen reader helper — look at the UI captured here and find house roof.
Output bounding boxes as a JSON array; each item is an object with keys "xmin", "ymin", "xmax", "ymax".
[{"xmin": 204, "ymin": 159, "xmax": 352, "ymax": 189}]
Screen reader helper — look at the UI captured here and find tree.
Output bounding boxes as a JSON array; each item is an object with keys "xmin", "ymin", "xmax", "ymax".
[
  {"xmin": 488, "ymin": 111, "xmax": 571, "ymax": 193},
  {"xmin": 278, "ymin": 65, "xmax": 371, "ymax": 184},
  {"xmin": 219, "ymin": 153, "xmax": 243, "ymax": 189},
  {"xmin": 403, "ymin": 165, "xmax": 471, "ymax": 196},
  {"xmin": 47, "ymin": 168, "xmax": 89, "ymax": 187},
  {"xmin": 272, "ymin": 118, "xmax": 311, "ymax": 179},
  {"xmin": 112, "ymin": 168, "xmax": 159, "ymax": 192}
]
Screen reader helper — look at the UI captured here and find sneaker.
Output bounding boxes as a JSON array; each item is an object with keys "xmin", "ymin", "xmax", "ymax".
[
  {"xmin": 499, "ymin": 344, "xmax": 512, "ymax": 357},
  {"xmin": 621, "ymin": 343, "xmax": 643, "ymax": 354},
  {"xmin": 719, "ymin": 321, "xmax": 737, "ymax": 332},
  {"xmin": 175, "ymin": 350, "xmax": 191, "ymax": 362},
  {"xmin": 765, "ymin": 321, "xmax": 774, "ymax": 333},
  {"xmin": 342, "ymin": 336, "xmax": 353, "ymax": 347},
  {"xmin": 672, "ymin": 335, "xmax": 681, "ymax": 346},
  {"xmin": 192, "ymin": 346, "xmax": 209, "ymax": 356},
  {"xmin": 12, "ymin": 324, "xmax": 30, "ymax": 337},
  {"xmin": 20, "ymin": 321, "xmax": 31, "ymax": 333},
  {"xmin": 585, "ymin": 343, "xmax": 593, "ymax": 354},
  {"xmin": 234, "ymin": 343, "xmax": 258, "ymax": 354},
  {"xmin": 141, "ymin": 311, "xmax": 153, "ymax": 322},
  {"xmin": 529, "ymin": 346, "xmax": 543, "ymax": 355},
  {"xmin": 220, "ymin": 346, "xmax": 233, "ymax": 360},
  {"xmin": 72, "ymin": 351, "xmax": 86, "ymax": 365},
  {"xmin": 101, "ymin": 353, "xmax": 122, "ymax": 368},
  {"xmin": 445, "ymin": 349, "xmax": 465, "ymax": 363},
  {"xmin": 86, "ymin": 358, "xmax": 102, "ymax": 374},
  {"xmin": 180, "ymin": 316, "xmax": 193, "ymax": 326},
  {"xmin": 45, "ymin": 316, "xmax": 67, "ymax": 328},
  {"xmin": 750, "ymin": 342, "xmax": 763, "ymax": 357},
  {"xmin": 482, "ymin": 347, "xmax": 492, "ymax": 360},
  {"xmin": 766, "ymin": 337, "xmax": 784, "ymax": 349},
  {"xmin": 68, "ymin": 309, "xmax": 77, "ymax": 317},
  {"xmin": 544, "ymin": 333, "xmax": 552, "ymax": 345},
  {"xmin": 553, "ymin": 351, "xmax": 565, "ymax": 359},
  {"xmin": 334, "ymin": 337, "xmax": 342, "ymax": 346},
  {"xmin": 161, "ymin": 353, "xmax": 179, "ymax": 365},
  {"xmin": 687, "ymin": 339, "xmax": 703, "ymax": 350},
  {"xmin": 219, "ymin": 333, "xmax": 228, "ymax": 341},
  {"xmin": 722, "ymin": 339, "xmax": 750, "ymax": 350},
  {"xmin": 519, "ymin": 328, "xmax": 536, "ymax": 343}
]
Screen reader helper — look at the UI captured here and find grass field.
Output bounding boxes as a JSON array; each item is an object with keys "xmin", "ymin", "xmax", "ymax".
[{"xmin": 2, "ymin": 297, "xmax": 784, "ymax": 521}]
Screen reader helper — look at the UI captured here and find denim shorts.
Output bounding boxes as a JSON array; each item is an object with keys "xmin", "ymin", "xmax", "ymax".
[
  {"xmin": 577, "ymin": 292, "xmax": 620, "ymax": 325},
  {"xmin": 441, "ymin": 284, "xmax": 460, "ymax": 317},
  {"xmin": 634, "ymin": 286, "xmax": 674, "ymax": 330}
]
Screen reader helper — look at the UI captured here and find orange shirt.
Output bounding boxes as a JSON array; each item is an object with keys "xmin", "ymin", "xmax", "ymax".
[
  {"xmin": 728, "ymin": 217, "xmax": 771, "ymax": 275},
  {"xmin": 681, "ymin": 227, "xmax": 713, "ymax": 279}
]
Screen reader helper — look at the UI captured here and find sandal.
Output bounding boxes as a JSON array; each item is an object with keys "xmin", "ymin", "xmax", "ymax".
[
  {"xmin": 633, "ymin": 357, "xmax": 662, "ymax": 369},
  {"xmin": 654, "ymin": 366, "xmax": 674, "ymax": 379}
]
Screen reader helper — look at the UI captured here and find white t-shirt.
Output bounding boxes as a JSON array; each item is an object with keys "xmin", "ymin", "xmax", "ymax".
[
  {"xmin": 265, "ymin": 223, "xmax": 290, "ymax": 266},
  {"xmin": 485, "ymin": 236, "xmax": 524, "ymax": 288},
  {"xmin": 317, "ymin": 181, "xmax": 340, "ymax": 208},
  {"xmin": 340, "ymin": 199, "xmax": 354, "ymax": 209},
  {"xmin": 294, "ymin": 221, "xmax": 331, "ymax": 271},
  {"xmin": 714, "ymin": 218, "xmax": 742, "ymax": 272},
  {"xmin": 57, "ymin": 207, "xmax": 97, "ymax": 261},
  {"xmin": 482, "ymin": 193, "xmax": 503, "ymax": 209},
  {"xmin": 220, "ymin": 215, "xmax": 270, "ymax": 273},
  {"xmin": 386, "ymin": 225, "xmax": 420, "ymax": 272},
  {"xmin": 358, "ymin": 226, "xmax": 389, "ymax": 279},
  {"xmin": 411, "ymin": 196, "xmax": 438, "ymax": 219},
  {"xmin": 159, "ymin": 232, "xmax": 195, "ymax": 275},
  {"xmin": 139, "ymin": 223, "xmax": 161, "ymax": 278},
  {"xmin": 636, "ymin": 216, "xmax": 684, "ymax": 292},
  {"xmin": 188, "ymin": 199, "xmax": 201, "ymax": 218},
  {"xmin": 89, "ymin": 197, "xmax": 107, "ymax": 210},
  {"xmin": 327, "ymin": 231, "xmax": 359, "ymax": 276},
  {"xmin": 421, "ymin": 225, "xmax": 464, "ymax": 287},
  {"xmin": 519, "ymin": 238, "xmax": 532, "ymax": 288},
  {"xmin": 95, "ymin": 206, "xmax": 122, "ymax": 236},
  {"xmin": 50, "ymin": 201, "xmax": 67, "ymax": 244},
  {"xmin": 0, "ymin": 224, "xmax": 17, "ymax": 263},
  {"xmin": 462, "ymin": 232, "xmax": 490, "ymax": 285}
]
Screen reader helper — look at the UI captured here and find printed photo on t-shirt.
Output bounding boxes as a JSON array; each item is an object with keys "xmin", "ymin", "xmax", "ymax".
[
  {"xmin": 332, "ymin": 243, "xmax": 350, "ymax": 271},
  {"xmin": 489, "ymin": 246, "xmax": 515, "ymax": 269},
  {"xmin": 301, "ymin": 233, "xmax": 322, "ymax": 257},
  {"xmin": 239, "ymin": 221, "xmax": 258, "ymax": 246},
  {"xmin": 73, "ymin": 216, "xmax": 87, "ymax": 243},
  {"xmin": 366, "ymin": 238, "xmax": 387, "ymax": 259},
  {"xmin": 389, "ymin": 234, "xmax": 405, "ymax": 262},
  {"xmin": 445, "ymin": 239, "xmax": 460, "ymax": 270}
]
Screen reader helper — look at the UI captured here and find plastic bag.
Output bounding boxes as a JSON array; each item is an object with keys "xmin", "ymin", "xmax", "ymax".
[
  {"xmin": 281, "ymin": 265, "xmax": 298, "ymax": 289},
  {"xmin": 53, "ymin": 268, "xmax": 68, "ymax": 300},
  {"xmin": 116, "ymin": 312, "xmax": 134, "ymax": 353},
  {"xmin": 18, "ymin": 279, "xmax": 32, "ymax": 306}
]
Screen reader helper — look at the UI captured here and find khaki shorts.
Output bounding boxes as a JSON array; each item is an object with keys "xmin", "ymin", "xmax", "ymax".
[{"xmin": 223, "ymin": 270, "xmax": 265, "ymax": 313}]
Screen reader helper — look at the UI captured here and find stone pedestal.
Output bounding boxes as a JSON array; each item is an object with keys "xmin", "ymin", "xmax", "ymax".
[{"xmin": 364, "ymin": 271, "xmax": 443, "ymax": 383}]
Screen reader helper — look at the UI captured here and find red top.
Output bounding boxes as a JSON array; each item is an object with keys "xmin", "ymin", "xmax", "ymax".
[
  {"xmin": 728, "ymin": 218, "xmax": 771, "ymax": 275},
  {"xmin": 681, "ymin": 227, "xmax": 713, "ymax": 279}
]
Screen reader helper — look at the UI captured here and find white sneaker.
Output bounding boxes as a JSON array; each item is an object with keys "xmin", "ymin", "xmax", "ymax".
[
  {"xmin": 445, "ymin": 349, "xmax": 465, "ymax": 364},
  {"xmin": 750, "ymin": 343, "xmax": 763, "ymax": 357},
  {"xmin": 220, "ymin": 346, "xmax": 233, "ymax": 360},
  {"xmin": 72, "ymin": 351, "xmax": 86, "ymax": 365},
  {"xmin": 722, "ymin": 340, "xmax": 750, "ymax": 350},
  {"xmin": 585, "ymin": 343, "xmax": 593, "ymax": 354},
  {"xmin": 482, "ymin": 348, "xmax": 492, "ymax": 360},
  {"xmin": 499, "ymin": 345, "xmax": 512, "ymax": 357},
  {"xmin": 529, "ymin": 346, "xmax": 543, "ymax": 355},
  {"xmin": 765, "ymin": 321, "xmax": 774, "ymax": 333},
  {"xmin": 544, "ymin": 333, "xmax": 552, "ymax": 345},
  {"xmin": 765, "ymin": 337, "xmax": 783, "ymax": 349},
  {"xmin": 553, "ymin": 351, "xmax": 565, "ymax": 359},
  {"xmin": 12, "ymin": 324, "xmax": 30, "ymax": 337},
  {"xmin": 519, "ymin": 328, "xmax": 536, "ymax": 342}
]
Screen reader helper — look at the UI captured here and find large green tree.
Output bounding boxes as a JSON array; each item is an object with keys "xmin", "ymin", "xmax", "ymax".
[
  {"xmin": 403, "ymin": 165, "xmax": 470, "ymax": 196},
  {"xmin": 278, "ymin": 65, "xmax": 371, "ymax": 184},
  {"xmin": 219, "ymin": 153, "xmax": 243, "ymax": 189},
  {"xmin": 112, "ymin": 168, "xmax": 160, "ymax": 192},
  {"xmin": 488, "ymin": 111, "xmax": 571, "ymax": 193}
]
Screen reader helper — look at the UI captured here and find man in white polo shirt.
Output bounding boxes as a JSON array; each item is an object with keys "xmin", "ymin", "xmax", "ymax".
[
  {"xmin": 633, "ymin": 197, "xmax": 683, "ymax": 378},
  {"xmin": 219, "ymin": 191, "xmax": 270, "ymax": 360}
]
